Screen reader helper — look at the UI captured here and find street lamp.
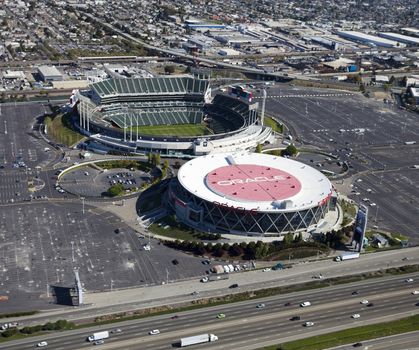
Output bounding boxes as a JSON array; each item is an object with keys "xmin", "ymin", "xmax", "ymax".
[
  {"xmin": 80, "ymin": 197, "xmax": 85, "ymax": 214},
  {"xmin": 71, "ymin": 241, "xmax": 75, "ymax": 263}
]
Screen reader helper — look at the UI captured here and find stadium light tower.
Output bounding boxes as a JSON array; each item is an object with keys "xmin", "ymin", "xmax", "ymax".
[{"xmin": 260, "ymin": 89, "xmax": 267, "ymax": 125}]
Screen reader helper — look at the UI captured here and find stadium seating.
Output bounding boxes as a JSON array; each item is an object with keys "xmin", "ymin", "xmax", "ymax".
[{"xmin": 91, "ymin": 77, "xmax": 210, "ymax": 105}]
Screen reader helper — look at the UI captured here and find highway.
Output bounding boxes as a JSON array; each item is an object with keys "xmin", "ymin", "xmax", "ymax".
[
  {"xmin": 1, "ymin": 247, "xmax": 419, "ymax": 328},
  {"xmin": 2, "ymin": 274, "xmax": 419, "ymax": 350},
  {"xmin": 326, "ymin": 331, "xmax": 419, "ymax": 350}
]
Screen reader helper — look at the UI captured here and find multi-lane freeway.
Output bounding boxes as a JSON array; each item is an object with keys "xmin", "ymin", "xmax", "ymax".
[{"xmin": 2, "ymin": 273, "xmax": 419, "ymax": 350}]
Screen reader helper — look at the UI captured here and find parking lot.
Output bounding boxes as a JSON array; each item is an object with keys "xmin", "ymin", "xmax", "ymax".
[
  {"xmin": 59, "ymin": 167, "xmax": 151, "ymax": 197},
  {"xmin": 264, "ymin": 85, "xmax": 419, "ymax": 241},
  {"xmin": 0, "ymin": 103, "xmax": 54, "ymax": 169},
  {"xmin": 0, "ymin": 202, "xmax": 212, "ymax": 312}
]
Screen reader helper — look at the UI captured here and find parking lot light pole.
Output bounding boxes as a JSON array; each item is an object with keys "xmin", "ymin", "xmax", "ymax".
[{"xmin": 71, "ymin": 241, "xmax": 75, "ymax": 263}]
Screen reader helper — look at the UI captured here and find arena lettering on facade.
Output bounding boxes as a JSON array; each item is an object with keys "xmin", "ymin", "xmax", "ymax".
[
  {"xmin": 212, "ymin": 201, "xmax": 258, "ymax": 213},
  {"xmin": 217, "ymin": 175, "xmax": 287, "ymax": 186}
]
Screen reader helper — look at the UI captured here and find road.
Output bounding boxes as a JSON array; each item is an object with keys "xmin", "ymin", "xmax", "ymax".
[
  {"xmin": 1, "ymin": 246, "xmax": 419, "ymax": 326},
  {"xmin": 1, "ymin": 274, "xmax": 419, "ymax": 350},
  {"xmin": 326, "ymin": 331, "xmax": 419, "ymax": 350}
]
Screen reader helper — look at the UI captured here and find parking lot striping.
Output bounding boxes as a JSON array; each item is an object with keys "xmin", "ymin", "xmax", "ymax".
[{"xmin": 254, "ymin": 93, "xmax": 354, "ymax": 99}]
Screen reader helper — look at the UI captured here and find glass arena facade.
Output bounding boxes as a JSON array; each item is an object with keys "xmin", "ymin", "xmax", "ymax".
[{"xmin": 169, "ymin": 153, "xmax": 334, "ymax": 237}]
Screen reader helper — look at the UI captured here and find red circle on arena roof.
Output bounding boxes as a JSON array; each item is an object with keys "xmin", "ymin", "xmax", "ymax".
[{"xmin": 205, "ymin": 164, "xmax": 301, "ymax": 202}]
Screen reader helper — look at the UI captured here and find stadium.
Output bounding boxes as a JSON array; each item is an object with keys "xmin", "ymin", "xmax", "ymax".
[
  {"xmin": 75, "ymin": 76, "xmax": 272, "ymax": 156},
  {"xmin": 168, "ymin": 152, "xmax": 334, "ymax": 236}
]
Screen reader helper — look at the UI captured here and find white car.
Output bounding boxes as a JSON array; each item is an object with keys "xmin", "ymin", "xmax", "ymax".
[
  {"xmin": 369, "ymin": 202, "xmax": 376, "ymax": 207},
  {"xmin": 304, "ymin": 321, "xmax": 314, "ymax": 327},
  {"xmin": 256, "ymin": 303, "xmax": 266, "ymax": 308},
  {"xmin": 352, "ymin": 314, "xmax": 361, "ymax": 319},
  {"xmin": 201, "ymin": 276, "xmax": 209, "ymax": 283},
  {"xmin": 406, "ymin": 278, "xmax": 414, "ymax": 283},
  {"xmin": 360, "ymin": 300, "xmax": 369, "ymax": 304},
  {"xmin": 412, "ymin": 291, "xmax": 419, "ymax": 295},
  {"xmin": 37, "ymin": 342, "xmax": 48, "ymax": 347},
  {"xmin": 143, "ymin": 244, "xmax": 151, "ymax": 251},
  {"xmin": 300, "ymin": 301, "xmax": 311, "ymax": 307},
  {"xmin": 149, "ymin": 329, "xmax": 160, "ymax": 335},
  {"xmin": 262, "ymin": 268, "xmax": 271, "ymax": 272}
]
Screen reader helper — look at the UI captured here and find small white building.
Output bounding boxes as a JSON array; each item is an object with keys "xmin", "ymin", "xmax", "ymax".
[{"xmin": 218, "ymin": 48, "xmax": 242, "ymax": 56}]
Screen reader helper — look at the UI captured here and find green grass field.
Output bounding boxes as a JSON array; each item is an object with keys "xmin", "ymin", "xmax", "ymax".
[
  {"xmin": 44, "ymin": 113, "xmax": 84, "ymax": 147},
  {"xmin": 126, "ymin": 124, "xmax": 211, "ymax": 137},
  {"xmin": 264, "ymin": 117, "xmax": 284, "ymax": 133}
]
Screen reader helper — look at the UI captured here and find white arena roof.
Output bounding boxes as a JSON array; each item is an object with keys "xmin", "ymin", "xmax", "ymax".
[{"xmin": 177, "ymin": 152, "xmax": 333, "ymax": 213}]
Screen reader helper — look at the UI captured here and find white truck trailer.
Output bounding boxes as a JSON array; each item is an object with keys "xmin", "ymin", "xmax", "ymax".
[
  {"xmin": 180, "ymin": 334, "xmax": 218, "ymax": 347},
  {"xmin": 87, "ymin": 331, "xmax": 109, "ymax": 342},
  {"xmin": 335, "ymin": 252, "xmax": 360, "ymax": 262}
]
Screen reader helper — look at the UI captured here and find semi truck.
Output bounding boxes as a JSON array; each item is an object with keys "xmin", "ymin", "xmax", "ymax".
[
  {"xmin": 87, "ymin": 331, "xmax": 109, "ymax": 342},
  {"xmin": 208, "ymin": 273, "xmax": 229, "ymax": 281},
  {"xmin": 335, "ymin": 252, "xmax": 360, "ymax": 262},
  {"xmin": 180, "ymin": 334, "xmax": 218, "ymax": 347}
]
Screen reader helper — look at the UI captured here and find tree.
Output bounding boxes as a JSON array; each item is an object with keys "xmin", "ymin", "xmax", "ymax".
[
  {"xmin": 283, "ymin": 144, "xmax": 297, "ymax": 157},
  {"xmin": 164, "ymin": 65, "xmax": 176, "ymax": 75},
  {"xmin": 229, "ymin": 243, "xmax": 243, "ymax": 256},
  {"xmin": 163, "ymin": 159, "xmax": 169, "ymax": 170},
  {"xmin": 108, "ymin": 184, "xmax": 124, "ymax": 197},
  {"xmin": 255, "ymin": 144, "xmax": 263, "ymax": 153},
  {"xmin": 154, "ymin": 153, "xmax": 161, "ymax": 166}
]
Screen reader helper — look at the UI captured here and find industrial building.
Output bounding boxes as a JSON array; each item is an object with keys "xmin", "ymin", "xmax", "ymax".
[
  {"xmin": 37, "ymin": 66, "xmax": 63, "ymax": 82},
  {"xmin": 378, "ymin": 32, "xmax": 419, "ymax": 46},
  {"xmin": 336, "ymin": 31, "xmax": 405, "ymax": 48}
]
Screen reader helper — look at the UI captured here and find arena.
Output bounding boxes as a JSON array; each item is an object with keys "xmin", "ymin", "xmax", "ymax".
[
  {"xmin": 75, "ymin": 76, "xmax": 272, "ymax": 156},
  {"xmin": 168, "ymin": 152, "xmax": 335, "ymax": 236}
]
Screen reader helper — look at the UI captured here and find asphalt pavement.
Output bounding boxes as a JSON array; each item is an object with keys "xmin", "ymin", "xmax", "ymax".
[
  {"xmin": 262, "ymin": 85, "xmax": 419, "ymax": 240},
  {"xmin": 1, "ymin": 273, "xmax": 419, "ymax": 350}
]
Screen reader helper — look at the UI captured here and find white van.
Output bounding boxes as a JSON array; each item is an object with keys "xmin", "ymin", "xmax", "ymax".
[{"xmin": 300, "ymin": 301, "xmax": 311, "ymax": 307}]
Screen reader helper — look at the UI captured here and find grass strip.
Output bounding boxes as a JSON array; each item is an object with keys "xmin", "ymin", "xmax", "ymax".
[
  {"xmin": 261, "ymin": 314, "xmax": 419, "ymax": 350},
  {"xmin": 45, "ymin": 113, "xmax": 84, "ymax": 147},
  {"xmin": 0, "ymin": 311, "xmax": 39, "ymax": 319}
]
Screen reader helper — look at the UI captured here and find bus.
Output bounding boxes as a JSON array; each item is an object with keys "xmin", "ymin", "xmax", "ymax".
[{"xmin": 228, "ymin": 85, "xmax": 253, "ymax": 102}]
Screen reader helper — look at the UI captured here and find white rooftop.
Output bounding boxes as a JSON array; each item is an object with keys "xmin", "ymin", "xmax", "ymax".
[
  {"xmin": 379, "ymin": 32, "xmax": 419, "ymax": 45},
  {"xmin": 337, "ymin": 31, "xmax": 401, "ymax": 46},
  {"xmin": 177, "ymin": 152, "xmax": 333, "ymax": 213},
  {"xmin": 38, "ymin": 65, "xmax": 63, "ymax": 77}
]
